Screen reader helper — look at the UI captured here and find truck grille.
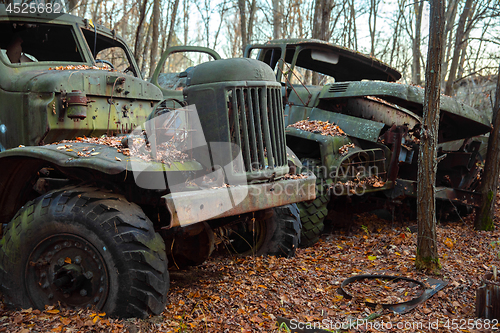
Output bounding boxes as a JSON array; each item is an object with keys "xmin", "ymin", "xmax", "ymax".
[
  {"xmin": 227, "ymin": 85, "xmax": 287, "ymax": 173},
  {"xmin": 336, "ymin": 148, "xmax": 387, "ymax": 181}
]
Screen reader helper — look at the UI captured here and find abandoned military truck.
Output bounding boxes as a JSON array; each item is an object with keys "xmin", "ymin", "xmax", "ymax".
[
  {"xmin": 246, "ymin": 39, "xmax": 491, "ymax": 246},
  {"xmin": 0, "ymin": 9, "xmax": 315, "ymax": 318}
]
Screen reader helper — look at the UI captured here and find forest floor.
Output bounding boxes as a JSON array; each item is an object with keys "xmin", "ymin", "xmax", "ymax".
[{"xmin": 1, "ymin": 204, "xmax": 500, "ymax": 333}]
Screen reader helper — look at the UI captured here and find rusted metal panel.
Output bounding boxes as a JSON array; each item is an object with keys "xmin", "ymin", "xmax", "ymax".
[
  {"xmin": 477, "ymin": 273, "xmax": 500, "ymax": 320},
  {"xmin": 286, "ymin": 106, "xmax": 385, "ymax": 143},
  {"xmin": 319, "ymin": 81, "xmax": 491, "ymax": 142},
  {"xmin": 389, "ymin": 179, "xmax": 482, "ymax": 207},
  {"xmin": 0, "ymin": 143, "xmax": 203, "ymax": 175},
  {"xmin": 163, "ymin": 173, "xmax": 316, "ymax": 228}
]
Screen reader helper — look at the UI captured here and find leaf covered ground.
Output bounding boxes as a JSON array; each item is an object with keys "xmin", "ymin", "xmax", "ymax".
[{"xmin": 2, "ymin": 209, "xmax": 500, "ymax": 332}]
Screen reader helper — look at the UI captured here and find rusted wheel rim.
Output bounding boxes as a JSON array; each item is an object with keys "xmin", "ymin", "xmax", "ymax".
[
  {"xmin": 226, "ymin": 218, "xmax": 267, "ymax": 255},
  {"xmin": 340, "ymin": 274, "xmax": 425, "ymax": 308},
  {"xmin": 25, "ymin": 234, "xmax": 109, "ymax": 310}
]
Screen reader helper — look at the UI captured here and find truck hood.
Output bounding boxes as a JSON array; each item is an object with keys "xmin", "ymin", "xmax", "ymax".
[
  {"xmin": 2, "ymin": 67, "xmax": 163, "ymax": 101},
  {"xmin": 319, "ymin": 81, "xmax": 492, "ymax": 142}
]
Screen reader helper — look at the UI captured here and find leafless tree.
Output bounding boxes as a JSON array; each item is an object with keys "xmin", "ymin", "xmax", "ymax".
[
  {"xmin": 368, "ymin": 0, "xmax": 381, "ymax": 56},
  {"xmin": 411, "ymin": 0, "xmax": 423, "ymax": 85},
  {"xmin": 445, "ymin": 0, "xmax": 474, "ymax": 95},
  {"xmin": 475, "ymin": 65, "xmax": 500, "ymax": 231},
  {"xmin": 416, "ymin": 0, "xmax": 445, "ymax": 274},
  {"xmin": 273, "ymin": 0, "xmax": 282, "ymax": 39},
  {"xmin": 148, "ymin": 0, "xmax": 160, "ymax": 77}
]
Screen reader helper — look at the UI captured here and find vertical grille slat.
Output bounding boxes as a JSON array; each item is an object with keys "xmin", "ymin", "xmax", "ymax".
[
  {"xmin": 230, "ymin": 88, "xmax": 242, "ymax": 155},
  {"xmin": 276, "ymin": 87, "xmax": 286, "ymax": 162},
  {"xmin": 266, "ymin": 88, "xmax": 279, "ymax": 166},
  {"xmin": 271, "ymin": 88, "xmax": 284, "ymax": 166},
  {"xmin": 251, "ymin": 88, "xmax": 266, "ymax": 168},
  {"xmin": 227, "ymin": 85, "xmax": 287, "ymax": 174},
  {"xmin": 245, "ymin": 89, "xmax": 261, "ymax": 169},
  {"xmin": 234, "ymin": 88, "xmax": 252, "ymax": 171},
  {"xmin": 259, "ymin": 88, "xmax": 274, "ymax": 168}
]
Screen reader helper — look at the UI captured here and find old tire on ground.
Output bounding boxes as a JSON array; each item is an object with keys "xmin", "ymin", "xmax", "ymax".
[
  {"xmin": 0, "ymin": 186, "xmax": 169, "ymax": 318},
  {"xmin": 298, "ymin": 177, "xmax": 331, "ymax": 247},
  {"xmin": 227, "ymin": 204, "xmax": 301, "ymax": 257}
]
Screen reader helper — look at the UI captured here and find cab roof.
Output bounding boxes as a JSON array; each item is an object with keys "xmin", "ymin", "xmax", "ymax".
[{"xmin": 247, "ymin": 38, "xmax": 402, "ymax": 82}]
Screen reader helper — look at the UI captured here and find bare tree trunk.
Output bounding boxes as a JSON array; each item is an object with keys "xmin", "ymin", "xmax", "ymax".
[
  {"xmin": 238, "ymin": 0, "xmax": 247, "ymax": 54},
  {"xmin": 368, "ymin": 0, "xmax": 380, "ymax": 56},
  {"xmin": 444, "ymin": 0, "xmax": 473, "ymax": 96},
  {"xmin": 311, "ymin": 0, "xmax": 334, "ymax": 84},
  {"xmin": 121, "ymin": 0, "xmax": 128, "ymax": 37},
  {"xmin": 134, "ymin": 0, "xmax": 149, "ymax": 63},
  {"xmin": 411, "ymin": 0, "xmax": 423, "ymax": 85},
  {"xmin": 273, "ymin": 0, "xmax": 282, "ymax": 39},
  {"xmin": 140, "ymin": 22, "xmax": 152, "ymax": 74},
  {"xmin": 475, "ymin": 65, "xmax": 500, "ymax": 231},
  {"xmin": 149, "ymin": 0, "xmax": 161, "ymax": 77},
  {"xmin": 92, "ymin": 0, "xmax": 103, "ymax": 21},
  {"xmin": 166, "ymin": 0, "xmax": 180, "ymax": 49},
  {"xmin": 212, "ymin": 0, "xmax": 228, "ymax": 49},
  {"xmin": 247, "ymin": 0, "xmax": 257, "ymax": 42},
  {"xmin": 349, "ymin": 0, "xmax": 358, "ymax": 50},
  {"xmin": 416, "ymin": 0, "xmax": 445, "ymax": 274},
  {"xmin": 389, "ymin": 0, "xmax": 406, "ymax": 66},
  {"xmin": 183, "ymin": 0, "xmax": 189, "ymax": 44},
  {"xmin": 440, "ymin": 0, "xmax": 458, "ymax": 88}
]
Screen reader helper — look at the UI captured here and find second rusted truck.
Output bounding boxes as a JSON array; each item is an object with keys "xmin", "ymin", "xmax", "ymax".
[{"xmin": 246, "ymin": 39, "xmax": 490, "ymax": 246}]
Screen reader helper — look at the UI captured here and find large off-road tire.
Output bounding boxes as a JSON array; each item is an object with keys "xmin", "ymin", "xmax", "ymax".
[
  {"xmin": 298, "ymin": 177, "xmax": 331, "ymax": 247},
  {"xmin": 0, "ymin": 186, "xmax": 169, "ymax": 318},
  {"xmin": 226, "ymin": 204, "xmax": 301, "ymax": 257}
]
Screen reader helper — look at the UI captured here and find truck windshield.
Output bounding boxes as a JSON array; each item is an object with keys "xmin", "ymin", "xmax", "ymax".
[
  {"xmin": 81, "ymin": 28, "xmax": 137, "ymax": 76},
  {"xmin": 0, "ymin": 22, "xmax": 84, "ymax": 64}
]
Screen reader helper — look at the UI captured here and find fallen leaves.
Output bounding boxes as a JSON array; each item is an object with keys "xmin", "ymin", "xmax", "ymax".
[
  {"xmin": 288, "ymin": 119, "xmax": 346, "ymax": 136},
  {"xmin": 444, "ymin": 237, "xmax": 454, "ymax": 248},
  {"xmin": 2, "ymin": 211, "xmax": 500, "ymax": 332},
  {"xmin": 48, "ymin": 65, "xmax": 113, "ymax": 71},
  {"xmin": 50, "ymin": 134, "xmax": 189, "ymax": 163},
  {"xmin": 339, "ymin": 143, "xmax": 355, "ymax": 156}
]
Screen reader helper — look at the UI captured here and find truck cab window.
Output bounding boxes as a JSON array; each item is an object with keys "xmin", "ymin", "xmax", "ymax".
[
  {"xmin": 0, "ymin": 22, "xmax": 84, "ymax": 64},
  {"xmin": 81, "ymin": 28, "xmax": 137, "ymax": 76}
]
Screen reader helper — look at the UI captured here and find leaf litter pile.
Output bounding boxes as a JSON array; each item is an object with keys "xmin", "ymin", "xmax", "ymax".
[
  {"xmin": 51, "ymin": 135, "xmax": 188, "ymax": 163},
  {"xmin": 288, "ymin": 120, "xmax": 346, "ymax": 136},
  {"xmin": 48, "ymin": 65, "xmax": 114, "ymax": 71},
  {"xmin": 3, "ymin": 203, "xmax": 500, "ymax": 332}
]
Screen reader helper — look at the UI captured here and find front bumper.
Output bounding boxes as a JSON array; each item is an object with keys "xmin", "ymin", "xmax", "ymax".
[{"xmin": 163, "ymin": 173, "xmax": 316, "ymax": 228}]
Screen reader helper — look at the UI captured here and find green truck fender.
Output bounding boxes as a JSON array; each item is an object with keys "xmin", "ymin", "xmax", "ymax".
[{"xmin": 0, "ymin": 144, "xmax": 203, "ymax": 223}]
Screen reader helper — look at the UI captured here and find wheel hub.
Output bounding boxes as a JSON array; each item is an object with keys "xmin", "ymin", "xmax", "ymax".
[{"xmin": 26, "ymin": 234, "xmax": 109, "ymax": 310}]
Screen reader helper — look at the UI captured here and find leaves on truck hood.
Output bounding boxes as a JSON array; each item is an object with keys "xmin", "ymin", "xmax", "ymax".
[
  {"xmin": 49, "ymin": 65, "xmax": 113, "ymax": 71},
  {"xmin": 288, "ymin": 120, "xmax": 346, "ymax": 137},
  {"xmin": 51, "ymin": 135, "xmax": 189, "ymax": 164}
]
